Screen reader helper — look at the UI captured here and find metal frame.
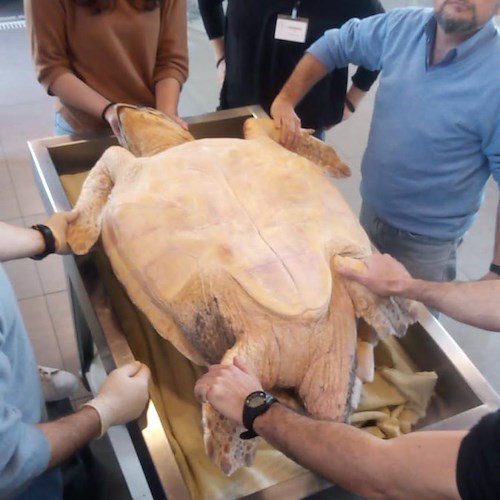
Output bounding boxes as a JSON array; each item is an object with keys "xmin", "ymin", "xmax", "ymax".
[{"xmin": 27, "ymin": 105, "xmax": 500, "ymax": 500}]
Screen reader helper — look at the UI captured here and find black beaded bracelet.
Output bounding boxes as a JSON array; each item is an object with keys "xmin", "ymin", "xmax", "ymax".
[
  {"xmin": 489, "ymin": 263, "xmax": 500, "ymax": 275},
  {"xmin": 30, "ymin": 224, "xmax": 56, "ymax": 261},
  {"xmin": 216, "ymin": 56, "xmax": 225, "ymax": 69},
  {"xmin": 101, "ymin": 102, "xmax": 116, "ymax": 122},
  {"xmin": 345, "ymin": 97, "xmax": 356, "ymax": 113}
]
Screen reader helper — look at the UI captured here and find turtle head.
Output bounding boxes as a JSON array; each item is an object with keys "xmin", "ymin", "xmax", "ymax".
[{"xmin": 115, "ymin": 104, "xmax": 195, "ymax": 157}]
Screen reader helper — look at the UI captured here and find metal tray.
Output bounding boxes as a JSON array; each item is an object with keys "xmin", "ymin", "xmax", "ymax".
[{"xmin": 28, "ymin": 106, "xmax": 500, "ymax": 499}]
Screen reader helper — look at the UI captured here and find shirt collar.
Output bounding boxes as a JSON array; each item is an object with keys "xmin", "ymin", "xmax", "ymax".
[{"xmin": 425, "ymin": 15, "xmax": 498, "ymax": 67}]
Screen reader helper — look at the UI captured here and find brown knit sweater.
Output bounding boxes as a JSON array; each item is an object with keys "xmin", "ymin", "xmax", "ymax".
[{"xmin": 25, "ymin": 0, "xmax": 189, "ymax": 132}]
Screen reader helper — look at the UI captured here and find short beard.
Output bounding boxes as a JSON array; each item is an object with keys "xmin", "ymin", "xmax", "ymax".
[{"xmin": 435, "ymin": 1, "xmax": 478, "ymax": 34}]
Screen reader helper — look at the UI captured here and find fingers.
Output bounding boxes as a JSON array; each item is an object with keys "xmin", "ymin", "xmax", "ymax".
[
  {"xmin": 118, "ymin": 360, "xmax": 143, "ymax": 377},
  {"xmin": 279, "ymin": 118, "xmax": 302, "ymax": 151},
  {"xmin": 134, "ymin": 363, "xmax": 151, "ymax": 384},
  {"xmin": 173, "ymin": 115, "xmax": 189, "ymax": 130},
  {"xmin": 67, "ymin": 210, "xmax": 80, "ymax": 223},
  {"xmin": 233, "ymin": 356, "xmax": 252, "ymax": 374}
]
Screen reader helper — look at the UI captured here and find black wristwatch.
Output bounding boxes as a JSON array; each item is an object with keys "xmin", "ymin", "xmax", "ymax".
[
  {"xmin": 240, "ymin": 390, "xmax": 278, "ymax": 440},
  {"xmin": 489, "ymin": 263, "xmax": 500, "ymax": 276},
  {"xmin": 30, "ymin": 224, "xmax": 56, "ymax": 260}
]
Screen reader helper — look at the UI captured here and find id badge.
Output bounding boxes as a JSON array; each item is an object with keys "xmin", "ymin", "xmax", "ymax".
[{"xmin": 274, "ymin": 14, "xmax": 309, "ymax": 43}]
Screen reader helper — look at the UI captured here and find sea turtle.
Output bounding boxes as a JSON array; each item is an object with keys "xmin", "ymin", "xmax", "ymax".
[{"xmin": 67, "ymin": 104, "xmax": 416, "ymax": 475}]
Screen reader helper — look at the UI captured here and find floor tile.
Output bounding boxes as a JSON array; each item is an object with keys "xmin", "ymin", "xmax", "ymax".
[
  {"xmin": 3, "ymin": 251, "xmax": 44, "ymax": 300},
  {"xmin": 18, "ymin": 295, "xmax": 64, "ymax": 368},
  {"xmin": 46, "ymin": 290, "xmax": 90, "ymax": 399},
  {"xmin": 0, "ymin": 156, "xmax": 21, "ymax": 220}
]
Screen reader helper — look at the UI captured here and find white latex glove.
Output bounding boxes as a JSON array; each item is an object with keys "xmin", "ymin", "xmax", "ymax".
[
  {"xmin": 84, "ymin": 361, "xmax": 151, "ymax": 438},
  {"xmin": 44, "ymin": 211, "xmax": 79, "ymax": 254}
]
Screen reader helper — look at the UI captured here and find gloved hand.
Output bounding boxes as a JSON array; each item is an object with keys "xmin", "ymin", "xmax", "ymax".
[
  {"xmin": 44, "ymin": 211, "xmax": 79, "ymax": 254},
  {"xmin": 84, "ymin": 361, "xmax": 151, "ymax": 438}
]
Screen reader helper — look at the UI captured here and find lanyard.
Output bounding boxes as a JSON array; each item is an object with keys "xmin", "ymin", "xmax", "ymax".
[{"xmin": 291, "ymin": 0, "xmax": 301, "ymax": 19}]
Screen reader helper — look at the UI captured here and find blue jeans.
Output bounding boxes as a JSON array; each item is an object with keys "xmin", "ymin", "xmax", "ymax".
[
  {"xmin": 54, "ymin": 112, "xmax": 75, "ymax": 136},
  {"xmin": 360, "ymin": 203, "xmax": 462, "ymax": 282}
]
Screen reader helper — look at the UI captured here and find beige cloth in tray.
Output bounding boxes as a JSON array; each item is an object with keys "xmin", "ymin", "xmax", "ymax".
[{"xmin": 61, "ymin": 171, "xmax": 437, "ymax": 500}]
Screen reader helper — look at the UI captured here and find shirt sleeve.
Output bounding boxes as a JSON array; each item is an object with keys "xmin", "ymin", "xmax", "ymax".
[
  {"xmin": 24, "ymin": 0, "xmax": 73, "ymax": 95},
  {"xmin": 350, "ymin": 0, "xmax": 385, "ymax": 91},
  {"xmin": 456, "ymin": 410, "xmax": 500, "ymax": 499},
  {"xmin": 484, "ymin": 107, "xmax": 500, "ymax": 185},
  {"xmin": 0, "ymin": 349, "xmax": 51, "ymax": 497},
  {"xmin": 198, "ymin": 0, "xmax": 225, "ymax": 40},
  {"xmin": 154, "ymin": 0, "xmax": 189, "ymax": 85},
  {"xmin": 307, "ymin": 10, "xmax": 394, "ymax": 73}
]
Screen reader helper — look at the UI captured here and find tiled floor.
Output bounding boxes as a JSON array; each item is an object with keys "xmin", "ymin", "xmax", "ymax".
[{"xmin": 0, "ymin": 0, "xmax": 499, "ymax": 497}]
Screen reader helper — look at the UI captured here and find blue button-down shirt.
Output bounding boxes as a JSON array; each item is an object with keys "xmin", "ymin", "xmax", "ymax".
[{"xmin": 309, "ymin": 8, "xmax": 500, "ymax": 239}]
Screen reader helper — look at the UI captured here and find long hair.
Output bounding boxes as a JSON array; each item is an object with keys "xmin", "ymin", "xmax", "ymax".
[{"xmin": 74, "ymin": 0, "xmax": 163, "ymax": 14}]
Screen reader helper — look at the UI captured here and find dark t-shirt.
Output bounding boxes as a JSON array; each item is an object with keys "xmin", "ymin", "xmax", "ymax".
[
  {"xmin": 198, "ymin": 0, "xmax": 384, "ymax": 130},
  {"xmin": 456, "ymin": 410, "xmax": 500, "ymax": 499}
]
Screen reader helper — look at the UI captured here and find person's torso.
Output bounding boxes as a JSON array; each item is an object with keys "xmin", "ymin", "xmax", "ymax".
[
  {"xmin": 223, "ymin": 0, "xmax": 381, "ymax": 128},
  {"xmin": 361, "ymin": 10, "xmax": 500, "ymax": 239}
]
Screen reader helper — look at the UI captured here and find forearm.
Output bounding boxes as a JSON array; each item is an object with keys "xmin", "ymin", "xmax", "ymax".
[
  {"xmin": 492, "ymin": 196, "xmax": 500, "ymax": 266},
  {"xmin": 37, "ymin": 406, "xmax": 100, "ymax": 468},
  {"xmin": 345, "ymin": 84, "xmax": 368, "ymax": 111},
  {"xmin": 275, "ymin": 53, "xmax": 328, "ymax": 108},
  {"xmin": 0, "ymin": 223, "xmax": 44, "ymax": 262},
  {"xmin": 254, "ymin": 404, "xmax": 462, "ymax": 499},
  {"xmin": 155, "ymin": 77, "xmax": 182, "ymax": 116},
  {"xmin": 401, "ymin": 279, "xmax": 500, "ymax": 331},
  {"xmin": 50, "ymin": 73, "xmax": 111, "ymax": 120},
  {"xmin": 210, "ymin": 37, "xmax": 225, "ymax": 63}
]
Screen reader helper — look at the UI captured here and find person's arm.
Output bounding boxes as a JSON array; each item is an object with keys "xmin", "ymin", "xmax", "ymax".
[
  {"xmin": 38, "ymin": 362, "xmax": 150, "ymax": 468},
  {"xmin": 256, "ymin": 404, "xmax": 462, "ymax": 499},
  {"xmin": 154, "ymin": 0, "xmax": 188, "ymax": 117},
  {"xmin": 341, "ymin": 0, "xmax": 384, "ymax": 120},
  {"xmin": 50, "ymin": 74, "xmax": 112, "ymax": 124},
  {"xmin": 342, "ymin": 84, "xmax": 369, "ymax": 121},
  {"xmin": 270, "ymin": 54, "xmax": 329, "ymax": 150},
  {"xmin": 195, "ymin": 357, "xmax": 463, "ymax": 499},
  {"xmin": 482, "ymin": 195, "xmax": 500, "ymax": 280},
  {"xmin": 337, "ymin": 254, "xmax": 500, "ymax": 331},
  {"xmin": 155, "ymin": 77, "xmax": 182, "ymax": 117},
  {"xmin": 198, "ymin": 0, "xmax": 225, "ymax": 83},
  {"xmin": 24, "ymin": 0, "xmax": 112, "ymax": 123},
  {"xmin": 0, "ymin": 212, "xmax": 77, "ymax": 262}
]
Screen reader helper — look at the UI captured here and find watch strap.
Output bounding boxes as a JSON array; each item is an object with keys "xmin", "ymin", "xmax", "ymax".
[
  {"xmin": 240, "ymin": 391, "xmax": 277, "ymax": 440},
  {"xmin": 30, "ymin": 224, "xmax": 56, "ymax": 260},
  {"xmin": 489, "ymin": 263, "xmax": 500, "ymax": 275}
]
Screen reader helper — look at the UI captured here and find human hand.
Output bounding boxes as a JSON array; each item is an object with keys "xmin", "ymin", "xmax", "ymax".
[
  {"xmin": 103, "ymin": 104, "xmax": 121, "ymax": 137},
  {"xmin": 171, "ymin": 114, "xmax": 189, "ymax": 130},
  {"xmin": 194, "ymin": 357, "xmax": 263, "ymax": 425},
  {"xmin": 84, "ymin": 361, "xmax": 151, "ymax": 438},
  {"xmin": 270, "ymin": 95, "xmax": 302, "ymax": 151},
  {"xmin": 337, "ymin": 253, "xmax": 413, "ymax": 297},
  {"xmin": 44, "ymin": 211, "xmax": 79, "ymax": 254}
]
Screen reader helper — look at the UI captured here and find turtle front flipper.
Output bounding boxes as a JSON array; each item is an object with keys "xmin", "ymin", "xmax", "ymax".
[
  {"xmin": 68, "ymin": 146, "xmax": 135, "ymax": 254},
  {"xmin": 116, "ymin": 104, "xmax": 195, "ymax": 157},
  {"xmin": 243, "ymin": 117, "xmax": 351, "ymax": 178}
]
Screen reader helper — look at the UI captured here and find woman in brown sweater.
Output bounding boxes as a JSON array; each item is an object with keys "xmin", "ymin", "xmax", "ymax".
[{"xmin": 25, "ymin": 0, "xmax": 189, "ymax": 135}]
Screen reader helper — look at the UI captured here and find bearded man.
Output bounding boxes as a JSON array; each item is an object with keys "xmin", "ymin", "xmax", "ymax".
[{"xmin": 271, "ymin": 0, "xmax": 500, "ymax": 285}]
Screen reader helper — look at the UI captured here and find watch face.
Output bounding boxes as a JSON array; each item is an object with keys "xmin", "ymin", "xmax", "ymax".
[{"xmin": 246, "ymin": 392, "xmax": 267, "ymax": 408}]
